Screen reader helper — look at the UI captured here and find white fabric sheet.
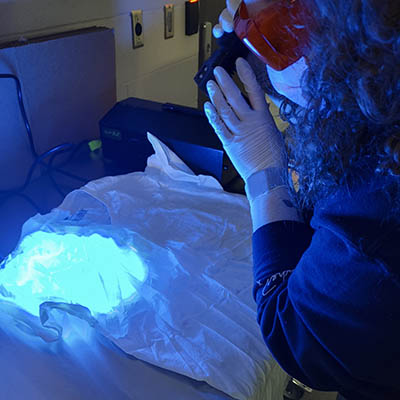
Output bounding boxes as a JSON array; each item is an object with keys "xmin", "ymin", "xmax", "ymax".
[
  {"xmin": 0, "ymin": 307, "xmax": 289, "ymax": 400},
  {"xmin": 0, "ymin": 133, "xmax": 289, "ymax": 400}
]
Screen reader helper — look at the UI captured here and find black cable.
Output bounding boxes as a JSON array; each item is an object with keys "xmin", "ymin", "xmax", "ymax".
[
  {"xmin": 56, "ymin": 139, "xmax": 92, "ymax": 168},
  {"xmin": 0, "ymin": 73, "xmax": 38, "ymax": 158},
  {"xmin": 0, "ymin": 74, "xmax": 93, "ymax": 201},
  {"xmin": 15, "ymin": 193, "xmax": 43, "ymax": 213},
  {"xmin": 47, "ymin": 144, "xmax": 79, "ymax": 198},
  {"xmin": 50, "ymin": 167, "xmax": 89, "ymax": 183},
  {"xmin": 0, "ymin": 192, "xmax": 44, "ymax": 214},
  {"xmin": 49, "ymin": 139, "xmax": 92, "ymax": 183},
  {"xmin": 46, "ymin": 140, "xmax": 92, "ymax": 198},
  {"xmin": 0, "ymin": 143, "xmax": 73, "ymax": 195}
]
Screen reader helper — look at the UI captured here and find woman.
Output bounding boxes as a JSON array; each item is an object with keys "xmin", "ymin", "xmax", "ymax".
[{"xmin": 204, "ymin": 0, "xmax": 400, "ymax": 399}]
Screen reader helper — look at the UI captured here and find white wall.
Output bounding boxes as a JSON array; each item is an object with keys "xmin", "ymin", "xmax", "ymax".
[{"xmin": 0, "ymin": 0, "xmax": 200, "ymax": 107}]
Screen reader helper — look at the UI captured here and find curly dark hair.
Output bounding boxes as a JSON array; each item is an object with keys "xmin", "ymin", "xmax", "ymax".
[{"xmin": 251, "ymin": 0, "xmax": 400, "ymax": 221}]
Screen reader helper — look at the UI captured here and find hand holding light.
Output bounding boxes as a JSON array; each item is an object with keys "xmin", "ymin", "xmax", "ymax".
[
  {"xmin": 204, "ymin": 57, "xmax": 288, "ymax": 182},
  {"xmin": 213, "ymin": 0, "xmax": 241, "ymax": 38}
]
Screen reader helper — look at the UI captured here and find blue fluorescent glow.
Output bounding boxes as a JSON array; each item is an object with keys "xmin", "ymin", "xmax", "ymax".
[{"xmin": 0, "ymin": 231, "xmax": 147, "ymax": 317}]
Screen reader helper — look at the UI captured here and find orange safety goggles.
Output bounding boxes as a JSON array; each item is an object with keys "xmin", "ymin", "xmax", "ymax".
[{"xmin": 234, "ymin": 0, "xmax": 313, "ymax": 71}]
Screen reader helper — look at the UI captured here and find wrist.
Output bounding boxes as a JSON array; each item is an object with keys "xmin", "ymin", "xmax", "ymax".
[
  {"xmin": 249, "ymin": 186, "xmax": 303, "ymax": 232},
  {"xmin": 245, "ymin": 167, "xmax": 290, "ymax": 203},
  {"xmin": 244, "ymin": 156, "xmax": 288, "ymax": 181}
]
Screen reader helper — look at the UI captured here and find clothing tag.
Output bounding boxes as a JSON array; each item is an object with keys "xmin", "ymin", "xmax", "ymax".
[{"xmin": 64, "ymin": 209, "xmax": 88, "ymax": 222}]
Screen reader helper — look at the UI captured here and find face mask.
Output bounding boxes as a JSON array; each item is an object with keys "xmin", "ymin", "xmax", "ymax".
[{"xmin": 266, "ymin": 56, "xmax": 309, "ymax": 108}]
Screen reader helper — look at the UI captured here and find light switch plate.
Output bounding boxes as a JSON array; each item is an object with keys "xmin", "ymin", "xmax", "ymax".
[
  {"xmin": 164, "ymin": 4, "xmax": 174, "ymax": 39},
  {"xmin": 131, "ymin": 10, "xmax": 144, "ymax": 48}
]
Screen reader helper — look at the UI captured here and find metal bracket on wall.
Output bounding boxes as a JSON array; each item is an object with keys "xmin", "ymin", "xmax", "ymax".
[{"xmin": 199, "ymin": 21, "xmax": 212, "ymax": 66}]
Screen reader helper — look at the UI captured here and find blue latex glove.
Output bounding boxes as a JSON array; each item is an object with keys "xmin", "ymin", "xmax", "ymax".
[{"xmin": 204, "ymin": 57, "xmax": 288, "ymax": 182}]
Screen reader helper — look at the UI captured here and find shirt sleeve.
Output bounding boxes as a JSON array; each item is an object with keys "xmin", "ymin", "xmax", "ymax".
[
  {"xmin": 252, "ymin": 221, "xmax": 315, "ymax": 291},
  {"xmin": 252, "ymin": 219, "xmax": 400, "ymax": 399}
]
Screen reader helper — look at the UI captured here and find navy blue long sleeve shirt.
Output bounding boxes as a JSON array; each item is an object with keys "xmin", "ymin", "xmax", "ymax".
[{"xmin": 253, "ymin": 173, "xmax": 400, "ymax": 400}]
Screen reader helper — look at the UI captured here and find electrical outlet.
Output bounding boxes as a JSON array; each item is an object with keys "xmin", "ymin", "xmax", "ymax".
[
  {"xmin": 131, "ymin": 10, "xmax": 144, "ymax": 48},
  {"xmin": 164, "ymin": 4, "xmax": 174, "ymax": 39}
]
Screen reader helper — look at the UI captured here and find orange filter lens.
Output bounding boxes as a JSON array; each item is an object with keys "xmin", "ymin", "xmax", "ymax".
[{"xmin": 234, "ymin": 0, "xmax": 312, "ymax": 71}]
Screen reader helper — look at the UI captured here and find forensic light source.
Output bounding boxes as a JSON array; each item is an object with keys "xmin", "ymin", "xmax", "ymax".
[{"xmin": 0, "ymin": 231, "xmax": 147, "ymax": 317}]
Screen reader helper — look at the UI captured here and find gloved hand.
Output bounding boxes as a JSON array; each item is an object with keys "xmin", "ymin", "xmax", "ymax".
[
  {"xmin": 204, "ymin": 57, "xmax": 288, "ymax": 182},
  {"xmin": 213, "ymin": 0, "xmax": 241, "ymax": 38}
]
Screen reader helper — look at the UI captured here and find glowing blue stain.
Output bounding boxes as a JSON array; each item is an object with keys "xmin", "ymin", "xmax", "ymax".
[{"xmin": 0, "ymin": 231, "xmax": 147, "ymax": 317}]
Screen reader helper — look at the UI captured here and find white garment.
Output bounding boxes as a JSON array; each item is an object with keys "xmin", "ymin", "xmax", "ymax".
[{"xmin": 0, "ymin": 133, "xmax": 287, "ymax": 400}]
